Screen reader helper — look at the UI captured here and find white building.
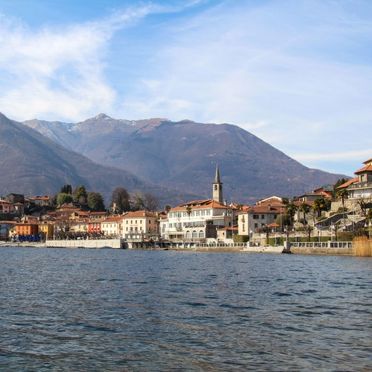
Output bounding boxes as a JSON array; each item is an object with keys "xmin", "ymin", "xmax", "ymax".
[
  {"xmin": 122, "ymin": 210, "xmax": 159, "ymax": 241},
  {"xmin": 346, "ymin": 158, "xmax": 372, "ymax": 200},
  {"xmin": 101, "ymin": 216, "xmax": 123, "ymax": 237},
  {"xmin": 160, "ymin": 166, "xmax": 233, "ymax": 242},
  {"xmin": 238, "ymin": 197, "xmax": 284, "ymax": 236}
]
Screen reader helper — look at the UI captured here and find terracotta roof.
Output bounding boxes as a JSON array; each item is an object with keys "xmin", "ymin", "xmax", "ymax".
[
  {"xmin": 363, "ymin": 158, "xmax": 372, "ymax": 165},
  {"xmin": 124, "ymin": 210, "xmax": 157, "ymax": 218},
  {"xmin": 355, "ymin": 164, "xmax": 372, "ymax": 174},
  {"xmin": 28, "ymin": 195, "xmax": 50, "ymax": 200},
  {"xmin": 337, "ymin": 177, "xmax": 358, "ymax": 189},
  {"xmin": 171, "ymin": 199, "xmax": 229, "ymax": 212},
  {"xmin": 102, "ymin": 216, "xmax": 122, "ymax": 223},
  {"xmin": 246, "ymin": 205, "xmax": 281, "ymax": 214}
]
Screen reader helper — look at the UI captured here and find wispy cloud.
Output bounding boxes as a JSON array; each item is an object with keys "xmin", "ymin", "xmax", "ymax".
[
  {"xmin": 0, "ymin": 5, "xmax": 156, "ymax": 121},
  {"xmin": 0, "ymin": 0, "xmax": 371, "ymax": 175}
]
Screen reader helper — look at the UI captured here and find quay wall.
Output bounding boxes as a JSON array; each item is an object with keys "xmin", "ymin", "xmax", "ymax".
[
  {"xmin": 353, "ymin": 237, "xmax": 372, "ymax": 257},
  {"xmin": 290, "ymin": 246, "xmax": 354, "ymax": 256},
  {"xmin": 46, "ymin": 239, "xmax": 123, "ymax": 249}
]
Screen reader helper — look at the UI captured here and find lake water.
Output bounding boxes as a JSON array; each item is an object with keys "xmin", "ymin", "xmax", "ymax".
[{"xmin": 0, "ymin": 247, "xmax": 371, "ymax": 371}]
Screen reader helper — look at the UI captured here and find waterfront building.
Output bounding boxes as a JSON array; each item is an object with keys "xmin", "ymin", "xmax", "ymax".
[
  {"xmin": 101, "ymin": 216, "xmax": 123, "ymax": 237},
  {"xmin": 161, "ymin": 167, "xmax": 233, "ymax": 243},
  {"xmin": 122, "ymin": 210, "xmax": 158, "ymax": 241},
  {"xmin": 87, "ymin": 220, "xmax": 102, "ymax": 235},
  {"xmin": 238, "ymin": 203, "xmax": 281, "ymax": 236},
  {"xmin": 164, "ymin": 199, "xmax": 232, "ymax": 242},
  {"xmin": 38, "ymin": 222, "xmax": 54, "ymax": 239},
  {"xmin": 15, "ymin": 223, "xmax": 39, "ymax": 236}
]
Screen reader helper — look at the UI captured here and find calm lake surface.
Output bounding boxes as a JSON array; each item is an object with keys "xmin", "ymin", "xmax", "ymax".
[{"xmin": 0, "ymin": 247, "xmax": 371, "ymax": 371}]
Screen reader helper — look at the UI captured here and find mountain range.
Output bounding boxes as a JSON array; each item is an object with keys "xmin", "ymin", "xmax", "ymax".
[
  {"xmin": 22, "ymin": 113, "xmax": 346, "ymax": 203},
  {"xmin": 0, "ymin": 113, "xmax": 194, "ymax": 206}
]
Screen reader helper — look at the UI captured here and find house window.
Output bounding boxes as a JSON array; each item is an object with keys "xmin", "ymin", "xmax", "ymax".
[
  {"xmin": 253, "ymin": 215, "xmax": 259, "ymax": 219},
  {"xmin": 261, "ymin": 215, "xmax": 265, "ymax": 219}
]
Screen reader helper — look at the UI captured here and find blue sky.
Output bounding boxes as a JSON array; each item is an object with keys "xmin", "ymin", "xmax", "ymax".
[{"xmin": 0, "ymin": 0, "xmax": 371, "ymax": 176}]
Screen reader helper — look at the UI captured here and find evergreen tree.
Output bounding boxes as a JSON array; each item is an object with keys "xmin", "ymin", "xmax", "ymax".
[
  {"xmin": 73, "ymin": 185, "xmax": 88, "ymax": 205},
  {"xmin": 57, "ymin": 193, "xmax": 73, "ymax": 206},
  {"xmin": 87, "ymin": 192, "xmax": 105, "ymax": 211},
  {"xmin": 111, "ymin": 187, "xmax": 130, "ymax": 213},
  {"xmin": 60, "ymin": 184, "xmax": 72, "ymax": 194}
]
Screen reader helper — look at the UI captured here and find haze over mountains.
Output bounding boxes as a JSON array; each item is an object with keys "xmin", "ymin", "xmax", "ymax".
[
  {"xmin": 24, "ymin": 113, "xmax": 346, "ymax": 203},
  {"xmin": 0, "ymin": 113, "xmax": 193, "ymax": 205}
]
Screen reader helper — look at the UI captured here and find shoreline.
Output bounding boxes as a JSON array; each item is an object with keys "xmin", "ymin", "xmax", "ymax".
[{"xmin": 0, "ymin": 241, "xmax": 361, "ymax": 256}]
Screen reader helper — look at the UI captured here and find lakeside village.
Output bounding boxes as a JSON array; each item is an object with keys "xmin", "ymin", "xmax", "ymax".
[{"xmin": 0, "ymin": 159, "xmax": 371, "ymax": 253}]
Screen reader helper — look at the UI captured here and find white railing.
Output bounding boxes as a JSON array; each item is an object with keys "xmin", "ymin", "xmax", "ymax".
[{"xmin": 290, "ymin": 241, "xmax": 352, "ymax": 249}]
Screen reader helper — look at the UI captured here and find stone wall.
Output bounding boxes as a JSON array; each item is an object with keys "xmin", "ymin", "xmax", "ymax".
[
  {"xmin": 353, "ymin": 237, "xmax": 372, "ymax": 257},
  {"xmin": 46, "ymin": 239, "xmax": 123, "ymax": 249}
]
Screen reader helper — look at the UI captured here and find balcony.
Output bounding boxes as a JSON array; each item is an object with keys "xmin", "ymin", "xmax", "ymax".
[{"xmin": 348, "ymin": 181, "xmax": 372, "ymax": 190}]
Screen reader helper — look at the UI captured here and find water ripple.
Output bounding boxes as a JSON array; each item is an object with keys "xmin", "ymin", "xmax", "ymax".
[{"xmin": 0, "ymin": 247, "xmax": 371, "ymax": 370}]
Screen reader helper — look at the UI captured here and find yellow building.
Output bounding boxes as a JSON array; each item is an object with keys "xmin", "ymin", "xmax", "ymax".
[
  {"xmin": 38, "ymin": 223, "xmax": 54, "ymax": 239},
  {"xmin": 123, "ymin": 211, "xmax": 159, "ymax": 240}
]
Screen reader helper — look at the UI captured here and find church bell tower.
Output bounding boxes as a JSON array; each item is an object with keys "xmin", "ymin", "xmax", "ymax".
[{"xmin": 212, "ymin": 165, "xmax": 223, "ymax": 203}]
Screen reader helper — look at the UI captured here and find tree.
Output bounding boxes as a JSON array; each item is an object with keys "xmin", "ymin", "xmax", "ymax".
[
  {"xmin": 111, "ymin": 187, "xmax": 131, "ymax": 213},
  {"xmin": 299, "ymin": 202, "xmax": 310, "ymax": 224},
  {"xmin": 131, "ymin": 192, "xmax": 145, "ymax": 211},
  {"xmin": 164, "ymin": 205, "xmax": 172, "ymax": 213},
  {"xmin": 333, "ymin": 178, "xmax": 348, "ymax": 197},
  {"xmin": 312, "ymin": 197, "xmax": 330, "ymax": 219},
  {"xmin": 73, "ymin": 185, "xmax": 87, "ymax": 205},
  {"xmin": 285, "ymin": 202, "xmax": 297, "ymax": 226},
  {"xmin": 143, "ymin": 193, "xmax": 159, "ymax": 211},
  {"xmin": 87, "ymin": 192, "xmax": 105, "ymax": 211},
  {"xmin": 60, "ymin": 184, "xmax": 72, "ymax": 194},
  {"xmin": 57, "ymin": 193, "xmax": 73, "ymax": 206},
  {"xmin": 336, "ymin": 188, "xmax": 348, "ymax": 210}
]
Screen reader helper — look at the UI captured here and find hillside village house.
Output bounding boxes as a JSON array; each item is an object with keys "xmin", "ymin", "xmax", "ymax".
[
  {"xmin": 161, "ymin": 167, "xmax": 233, "ymax": 243},
  {"xmin": 0, "ymin": 200, "xmax": 15, "ymax": 214},
  {"xmin": 27, "ymin": 195, "xmax": 52, "ymax": 207},
  {"xmin": 346, "ymin": 158, "xmax": 372, "ymax": 200},
  {"xmin": 237, "ymin": 200, "xmax": 283, "ymax": 237}
]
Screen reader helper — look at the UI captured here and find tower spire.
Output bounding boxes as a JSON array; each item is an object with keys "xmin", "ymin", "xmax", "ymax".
[
  {"xmin": 215, "ymin": 164, "xmax": 221, "ymax": 184},
  {"xmin": 212, "ymin": 164, "xmax": 223, "ymax": 203}
]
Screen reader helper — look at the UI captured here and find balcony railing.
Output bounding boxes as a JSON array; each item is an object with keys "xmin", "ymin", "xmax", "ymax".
[{"xmin": 348, "ymin": 181, "xmax": 372, "ymax": 190}]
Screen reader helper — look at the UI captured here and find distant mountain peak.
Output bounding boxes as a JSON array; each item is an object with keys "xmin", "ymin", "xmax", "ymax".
[{"xmin": 93, "ymin": 113, "xmax": 113, "ymax": 120}]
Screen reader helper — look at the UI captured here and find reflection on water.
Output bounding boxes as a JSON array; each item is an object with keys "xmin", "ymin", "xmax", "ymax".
[{"xmin": 0, "ymin": 248, "xmax": 371, "ymax": 370}]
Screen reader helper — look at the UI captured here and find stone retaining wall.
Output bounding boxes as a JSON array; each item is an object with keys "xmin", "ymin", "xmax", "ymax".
[{"xmin": 46, "ymin": 239, "xmax": 123, "ymax": 249}]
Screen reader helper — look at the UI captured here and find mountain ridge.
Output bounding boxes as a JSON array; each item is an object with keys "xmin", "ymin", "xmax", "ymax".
[
  {"xmin": 0, "ymin": 113, "xmax": 198, "ymax": 205},
  {"xmin": 23, "ymin": 113, "xmax": 347, "ymax": 203}
]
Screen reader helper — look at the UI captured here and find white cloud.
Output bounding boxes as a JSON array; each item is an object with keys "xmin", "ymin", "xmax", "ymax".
[
  {"xmin": 0, "ymin": 6, "xmax": 154, "ymax": 121},
  {"xmin": 119, "ymin": 0, "xmax": 372, "ymax": 173}
]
